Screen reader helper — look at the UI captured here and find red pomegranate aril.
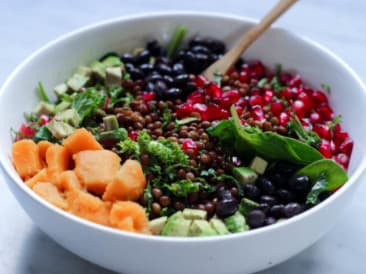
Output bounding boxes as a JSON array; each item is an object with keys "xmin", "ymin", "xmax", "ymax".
[
  {"xmin": 39, "ymin": 114, "xmax": 49, "ymax": 125},
  {"xmin": 330, "ymin": 140, "xmax": 338, "ymax": 154},
  {"xmin": 288, "ymin": 74, "xmax": 303, "ymax": 88},
  {"xmin": 334, "ymin": 153, "xmax": 349, "ymax": 169},
  {"xmin": 143, "ymin": 92, "xmax": 156, "ymax": 101},
  {"xmin": 311, "ymin": 91, "xmax": 328, "ymax": 106},
  {"xmin": 206, "ymin": 82, "xmax": 222, "ymax": 99},
  {"xmin": 271, "ymin": 101, "xmax": 284, "ymax": 116},
  {"xmin": 339, "ymin": 139, "xmax": 353, "ymax": 156},
  {"xmin": 181, "ymin": 139, "xmax": 199, "ymax": 156},
  {"xmin": 239, "ymin": 71, "xmax": 250, "ymax": 83},
  {"xmin": 201, "ymin": 104, "xmax": 229, "ymax": 121},
  {"xmin": 279, "ymin": 88, "xmax": 295, "ymax": 101},
  {"xmin": 194, "ymin": 75, "xmax": 208, "ymax": 88},
  {"xmin": 317, "ymin": 104, "xmax": 334, "ymax": 120},
  {"xmin": 250, "ymin": 61, "xmax": 265, "ymax": 78},
  {"xmin": 192, "ymin": 103, "xmax": 208, "ymax": 114},
  {"xmin": 334, "ymin": 130, "xmax": 349, "ymax": 146},
  {"xmin": 279, "ymin": 73, "xmax": 292, "ymax": 85},
  {"xmin": 309, "ymin": 112, "xmax": 322, "ymax": 124},
  {"xmin": 263, "ymin": 90, "xmax": 274, "ymax": 103},
  {"xmin": 19, "ymin": 124, "xmax": 35, "ymax": 138},
  {"xmin": 235, "ymin": 106, "xmax": 244, "ymax": 116},
  {"xmin": 293, "ymin": 100, "xmax": 307, "ymax": 118},
  {"xmin": 176, "ymin": 103, "xmax": 193, "ymax": 118},
  {"xmin": 297, "ymin": 92, "xmax": 312, "ymax": 111},
  {"xmin": 319, "ymin": 140, "xmax": 332, "ymax": 158},
  {"xmin": 249, "ymin": 95, "xmax": 264, "ymax": 107},
  {"xmin": 313, "ymin": 124, "xmax": 332, "ymax": 140},
  {"xmin": 219, "ymin": 90, "xmax": 241, "ymax": 109},
  {"xmin": 236, "ymin": 97, "xmax": 248, "ymax": 107},
  {"xmin": 301, "ymin": 118, "xmax": 312, "ymax": 131},
  {"xmin": 187, "ymin": 91, "xmax": 205, "ymax": 104},
  {"xmin": 128, "ymin": 131, "xmax": 139, "ymax": 141},
  {"xmin": 279, "ymin": 112, "xmax": 290, "ymax": 126},
  {"xmin": 251, "ymin": 105, "xmax": 265, "ymax": 122}
]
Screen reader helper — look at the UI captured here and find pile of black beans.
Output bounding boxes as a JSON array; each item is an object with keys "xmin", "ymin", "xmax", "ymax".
[{"xmin": 121, "ymin": 36, "xmax": 226, "ymax": 99}]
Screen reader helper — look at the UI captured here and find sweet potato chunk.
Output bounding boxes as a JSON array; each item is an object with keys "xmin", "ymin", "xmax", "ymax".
[
  {"xmin": 46, "ymin": 144, "xmax": 72, "ymax": 187},
  {"xmin": 103, "ymin": 160, "xmax": 146, "ymax": 202},
  {"xmin": 74, "ymin": 150, "xmax": 121, "ymax": 194},
  {"xmin": 59, "ymin": 170, "xmax": 83, "ymax": 192},
  {"xmin": 63, "ymin": 128, "xmax": 102, "ymax": 154},
  {"xmin": 12, "ymin": 139, "xmax": 43, "ymax": 179},
  {"xmin": 33, "ymin": 182, "xmax": 67, "ymax": 210},
  {"xmin": 25, "ymin": 169, "xmax": 48, "ymax": 188},
  {"xmin": 38, "ymin": 140, "xmax": 53, "ymax": 164},
  {"xmin": 66, "ymin": 190, "xmax": 111, "ymax": 225},
  {"xmin": 109, "ymin": 201, "xmax": 150, "ymax": 233}
]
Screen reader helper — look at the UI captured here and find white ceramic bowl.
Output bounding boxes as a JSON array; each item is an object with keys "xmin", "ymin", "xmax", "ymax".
[{"xmin": 1, "ymin": 12, "xmax": 366, "ymax": 274}]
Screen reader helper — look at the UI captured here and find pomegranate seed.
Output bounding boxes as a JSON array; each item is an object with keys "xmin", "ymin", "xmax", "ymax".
[
  {"xmin": 219, "ymin": 90, "xmax": 241, "ymax": 109},
  {"xmin": 19, "ymin": 124, "xmax": 35, "ymax": 138},
  {"xmin": 330, "ymin": 140, "xmax": 338, "ymax": 154},
  {"xmin": 194, "ymin": 75, "xmax": 208, "ymax": 87},
  {"xmin": 297, "ymin": 92, "xmax": 312, "ymax": 111},
  {"xmin": 279, "ymin": 88, "xmax": 295, "ymax": 101},
  {"xmin": 240, "ymin": 63, "xmax": 250, "ymax": 73},
  {"xmin": 263, "ymin": 90, "xmax": 274, "ymax": 103},
  {"xmin": 250, "ymin": 61, "xmax": 265, "ymax": 78},
  {"xmin": 335, "ymin": 153, "xmax": 349, "ymax": 169},
  {"xmin": 236, "ymin": 97, "xmax": 248, "ymax": 107},
  {"xmin": 339, "ymin": 139, "xmax": 353, "ymax": 156},
  {"xmin": 334, "ymin": 130, "xmax": 349, "ymax": 147},
  {"xmin": 271, "ymin": 101, "xmax": 284, "ymax": 116},
  {"xmin": 293, "ymin": 100, "xmax": 307, "ymax": 118},
  {"xmin": 251, "ymin": 105, "xmax": 265, "ymax": 122},
  {"xmin": 181, "ymin": 139, "xmax": 199, "ymax": 156},
  {"xmin": 143, "ymin": 92, "xmax": 155, "ymax": 101},
  {"xmin": 301, "ymin": 118, "xmax": 312, "ymax": 131},
  {"xmin": 249, "ymin": 95, "xmax": 264, "ymax": 107},
  {"xmin": 309, "ymin": 112, "xmax": 322, "ymax": 124},
  {"xmin": 317, "ymin": 104, "xmax": 334, "ymax": 120},
  {"xmin": 206, "ymin": 82, "xmax": 222, "ymax": 99},
  {"xmin": 201, "ymin": 104, "xmax": 229, "ymax": 121},
  {"xmin": 239, "ymin": 71, "xmax": 250, "ymax": 83},
  {"xmin": 235, "ymin": 106, "xmax": 244, "ymax": 116},
  {"xmin": 128, "ymin": 131, "xmax": 139, "ymax": 141},
  {"xmin": 39, "ymin": 115, "xmax": 49, "ymax": 125},
  {"xmin": 313, "ymin": 124, "xmax": 332, "ymax": 140},
  {"xmin": 279, "ymin": 112, "xmax": 290, "ymax": 126},
  {"xmin": 280, "ymin": 73, "xmax": 292, "ymax": 85},
  {"xmin": 176, "ymin": 103, "xmax": 193, "ymax": 118},
  {"xmin": 187, "ymin": 91, "xmax": 205, "ymax": 104},
  {"xmin": 288, "ymin": 74, "xmax": 303, "ymax": 88},
  {"xmin": 311, "ymin": 91, "xmax": 328, "ymax": 105},
  {"xmin": 192, "ymin": 103, "xmax": 208, "ymax": 114},
  {"xmin": 319, "ymin": 140, "xmax": 332, "ymax": 158}
]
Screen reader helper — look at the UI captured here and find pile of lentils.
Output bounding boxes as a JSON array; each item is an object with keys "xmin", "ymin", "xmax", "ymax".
[{"xmin": 95, "ymin": 35, "xmax": 352, "ymax": 229}]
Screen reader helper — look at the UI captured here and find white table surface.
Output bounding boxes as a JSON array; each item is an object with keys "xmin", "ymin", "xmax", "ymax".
[{"xmin": 1, "ymin": 0, "xmax": 366, "ymax": 273}]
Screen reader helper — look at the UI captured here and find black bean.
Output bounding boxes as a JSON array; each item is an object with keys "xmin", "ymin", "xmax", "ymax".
[
  {"xmin": 121, "ymin": 53, "xmax": 136, "ymax": 64},
  {"xmin": 257, "ymin": 177, "xmax": 275, "ymax": 195},
  {"xmin": 129, "ymin": 68, "xmax": 144, "ymax": 80},
  {"xmin": 288, "ymin": 175, "xmax": 311, "ymax": 194},
  {"xmin": 259, "ymin": 195, "xmax": 277, "ymax": 206},
  {"xmin": 136, "ymin": 50, "xmax": 150, "ymax": 64},
  {"xmin": 172, "ymin": 63, "xmax": 185, "ymax": 75},
  {"xmin": 182, "ymin": 81, "xmax": 197, "ymax": 94},
  {"xmin": 156, "ymin": 56, "xmax": 170, "ymax": 65},
  {"xmin": 276, "ymin": 189, "xmax": 296, "ymax": 203},
  {"xmin": 234, "ymin": 58, "xmax": 245, "ymax": 71},
  {"xmin": 146, "ymin": 40, "xmax": 162, "ymax": 56},
  {"xmin": 270, "ymin": 173, "xmax": 288, "ymax": 187},
  {"xmin": 157, "ymin": 63, "xmax": 172, "ymax": 75},
  {"xmin": 154, "ymin": 80, "xmax": 168, "ymax": 97},
  {"xmin": 124, "ymin": 63, "xmax": 135, "ymax": 71},
  {"xmin": 191, "ymin": 45, "xmax": 211, "ymax": 55},
  {"xmin": 188, "ymin": 36, "xmax": 205, "ymax": 47},
  {"xmin": 283, "ymin": 202, "xmax": 303, "ymax": 218},
  {"xmin": 174, "ymin": 74, "xmax": 190, "ymax": 86},
  {"xmin": 217, "ymin": 188, "xmax": 233, "ymax": 201},
  {"xmin": 139, "ymin": 63, "xmax": 154, "ymax": 74},
  {"xmin": 247, "ymin": 210, "xmax": 266, "ymax": 228},
  {"xmin": 203, "ymin": 38, "xmax": 226, "ymax": 54},
  {"xmin": 244, "ymin": 184, "xmax": 261, "ymax": 200},
  {"xmin": 147, "ymin": 73, "xmax": 163, "ymax": 82},
  {"xmin": 145, "ymin": 81, "xmax": 155, "ymax": 92},
  {"xmin": 257, "ymin": 203, "xmax": 270, "ymax": 215},
  {"xmin": 162, "ymin": 75, "xmax": 174, "ymax": 86},
  {"xmin": 318, "ymin": 191, "xmax": 332, "ymax": 202},
  {"xmin": 276, "ymin": 161, "xmax": 298, "ymax": 175},
  {"xmin": 165, "ymin": 88, "xmax": 183, "ymax": 98},
  {"xmin": 269, "ymin": 205, "xmax": 284, "ymax": 218},
  {"xmin": 216, "ymin": 199, "xmax": 238, "ymax": 218},
  {"xmin": 264, "ymin": 217, "xmax": 276, "ymax": 226},
  {"xmin": 208, "ymin": 54, "xmax": 219, "ymax": 63}
]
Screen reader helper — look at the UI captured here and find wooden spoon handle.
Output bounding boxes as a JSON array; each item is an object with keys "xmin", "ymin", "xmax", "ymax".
[{"xmin": 203, "ymin": 0, "xmax": 298, "ymax": 80}]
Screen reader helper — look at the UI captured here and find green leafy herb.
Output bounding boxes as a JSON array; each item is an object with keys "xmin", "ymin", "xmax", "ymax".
[
  {"xmin": 275, "ymin": 64, "xmax": 282, "ymax": 76},
  {"xmin": 327, "ymin": 115, "xmax": 342, "ymax": 131},
  {"xmin": 257, "ymin": 78, "xmax": 268, "ymax": 88},
  {"xmin": 33, "ymin": 126, "xmax": 58, "ymax": 143},
  {"xmin": 167, "ymin": 25, "xmax": 187, "ymax": 59},
  {"xmin": 97, "ymin": 128, "xmax": 127, "ymax": 144},
  {"xmin": 270, "ymin": 76, "xmax": 285, "ymax": 93},
  {"xmin": 175, "ymin": 117, "xmax": 199, "ymax": 128},
  {"xmin": 162, "ymin": 107, "xmax": 173, "ymax": 130},
  {"xmin": 117, "ymin": 138, "xmax": 140, "ymax": 159},
  {"xmin": 214, "ymin": 71, "xmax": 223, "ymax": 87},
  {"xmin": 143, "ymin": 183, "xmax": 153, "ymax": 215},
  {"xmin": 321, "ymin": 83, "xmax": 331, "ymax": 94},
  {"xmin": 200, "ymin": 168, "xmax": 217, "ymax": 177},
  {"xmin": 108, "ymin": 87, "xmax": 134, "ymax": 108},
  {"xmin": 164, "ymin": 180, "xmax": 199, "ymax": 198},
  {"xmin": 71, "ymin": 87, "xmax": 106, "ymax": 122},
  {"xmin": 37, "ymin": 81, "xmax": 50, "ymax": 103},
  {"xmin": 288, "ymin": 114, "xmax": 321, "ymax": 148},
  {"xmin": 306, "ymin": 174, "xmax": 328, "ymax": 205},
  {"xmin": 160, "ymin": 207, "xmax": 176, "ymax": 217}
]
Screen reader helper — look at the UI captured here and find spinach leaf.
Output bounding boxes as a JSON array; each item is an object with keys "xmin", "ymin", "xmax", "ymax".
[
  {"xmin": 306, "ymin": 175, "xmax": 328, "ymax": 205},
  {"xmin": 288, "ymin": 115, "xmax": 321, "ymax": 148},
  {"xmin": 33, "ymin": 126, "xmax": 58, "ymax": 143},
  {"xmin": 72, "ymin": 88, "xmax": 106, "ymax": 122},
  {"xmin": 296, "ymin": 159, "xmax": 348, "ymax": 191},
  {"xmin": 206, "ymin": 119, "xmax": 236, "ymax": 147}
]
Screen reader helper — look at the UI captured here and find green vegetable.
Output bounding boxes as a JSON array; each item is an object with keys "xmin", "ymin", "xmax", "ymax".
[
  {"xmin": 118, "ymin": 138, "xmax": 140, "ymax": 159},
  {"xmin": 71, "ymin": 87, "xmax": 106, "ymax": 122},
  {"xmin": 224, "ymin": 212, "xmax": 249, "ymax": 233},
  {"xmin": 143, "ymin": 183, "xmax": 153, "ymax": 215},
  {"xmin": 270, "ymin": 76, "xmax": 285, "ymax": 93},
  {"xmin": 103, "ymin": 115, "xmax": 119, "ymax": 130},
  {"xmin": 217, "ymin": 174, "xmax": 244, "ymax": 198},
  {"xmin": 327, "ymin": 115, "xmax": 342, "ymax": 131},
  {"xmin": 162, "ymin": 107, "xmax": 173, "ymax": 130},
  {"xmin": 164, "ymin": 180, "xmax": 199, "ymax": 198},
  {"xmin": 108, "ymin": 87, "xmax": 133, "ymax": 108},
  {"xmin": 213, "ymin": 71, "xmax": 222, "ymax": 87},
  {"xmin": 295, "ymin": 159, "xmax": 348, "ymax": 204},
  {"xmin": 257, "ymin": 78, "xmax": 268, "ymax": 87},
  {"xmin": 233, "ymin": 167, "xmax": 258, "ymax": 184},
  {"xmin": 97, "ymin": 128, "xmax": 128, "ymax": 144},
  {"xmin": 288, "ymin": 114, "xmax": 321, "ymax": 148},
  {"xmin": 239, "ymin": 198, "xmax": 259, "ymax": 216},
  {"xmin": 37, "ymin": 82, "xmax": 50, "ymax": 103},
  {"xmin": 321, "ymin": 83, "xmax": 331, "ymax": 94},
  {"xmin": 175, "ymin": 117, "xmax": 199, "ymax": 127},
  {"xmin": 200, "ymin": 168, "xmax": 217, "ymax": 177},
  {"xmin": 167, "ymin": 25, "xmax": 187, "ymax": 59},
  {"xmin": 33, "ymin": 126, "xmax": 58, "ymax": 143}
]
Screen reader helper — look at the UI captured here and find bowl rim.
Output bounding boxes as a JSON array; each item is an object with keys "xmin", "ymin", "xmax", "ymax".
[{"xmin": 1, "ymin": 10, "xmax": 366, "ymax": 243}]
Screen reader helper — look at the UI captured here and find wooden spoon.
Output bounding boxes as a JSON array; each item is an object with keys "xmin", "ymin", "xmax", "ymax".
[{"xmin": 203, "ymin": 0, "xmax": 298, "ymax": 81}]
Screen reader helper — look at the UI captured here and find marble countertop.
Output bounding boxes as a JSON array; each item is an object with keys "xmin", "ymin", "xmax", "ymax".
[{"xmin": 1, "ymin": 0, "xmax": 366, "ymax": 273}]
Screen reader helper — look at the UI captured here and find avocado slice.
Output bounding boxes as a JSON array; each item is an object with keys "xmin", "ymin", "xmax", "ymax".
[
  {"xmin": 54, "ymin": 83, "xmax": 68, "ymax": 98},
  {"xmin": 34, "ymin": 101, "xmax": 55, "ymax": 115},
  {"xmin": 250, "ymin": 156, "xmax": 268, "ymax": 175},
  {"xmin": 90, "ymin": 61, "xmax": 107, "ymax": 79},
  {"xmin": 103, "ymin": 115, "xmax": 119, "ymax": 131},
  {"xmin": 54, "ymin": 101, "xmax": 71, "ymax": 113},
  {"xmin": 182, "ymin": 209, "xmax": 207, "ymax": 220},
  {"xmin": 189, "ymin": 220, "xmax": 217, "ymax": 237},
  {"xmin": 239, "ymin": 198, "xmax": 259, "ymax": 216},
  {"xmin": 46, "ymin": 120, "xmax": 75, "ymax": 139},
  {"xmin": 67, "ymin": 73, "xmax": 90, "ymax": 92},
  {"xmin": 209, "ymin": 219, "xmax": 229, "ymax": 235},
  {"xmin": 75, "ymin": 66, "xmax": 92, "ymax": 76},
  {"xmin": 161, "ymin": 212, "xmax": 191, "ymax": 237},
  {"xmin": 224, "ymin": 212, "xmax": 249, "ymax": 233},
  {"xmin": 233, "ymin": 167, "xmax": 258, "ymax": 184},
  {"xmin": 102, "ymin": 56, "xmax": 122, "ymax": 67},
  {"xmin": 54, "ymin": 109, "xmax": 81, "ymax": 127},
  {"xmin": 149, "ymin": 216, "xmax": 168, "ymax": 235},
  {"xmin": 105, "ymin": 67, "xmax": 122, "ymax": 87}
]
